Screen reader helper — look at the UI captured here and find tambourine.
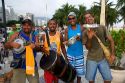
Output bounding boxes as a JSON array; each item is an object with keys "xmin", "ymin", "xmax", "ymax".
[{"xmin": 13, "ymin": 39, "xmax": 25, "ymax": 54}]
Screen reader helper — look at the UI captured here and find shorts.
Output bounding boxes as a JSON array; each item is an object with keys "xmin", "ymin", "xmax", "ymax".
[
  {"xmin": 44, "ymin": 70, "xmax": 58, "ymax": 83},
  {"xmin": 67, "ymin": 54, "xmax": 85, "ymax": 77},
  {"xmin": 85, "ymin": 59, "xmax": 112, "ymax": 81}
]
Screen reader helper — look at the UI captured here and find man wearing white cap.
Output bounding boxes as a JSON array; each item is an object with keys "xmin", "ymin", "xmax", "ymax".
[{"xmin": 64, "ymin": 12, "xmax": 85, "ymax": 83}]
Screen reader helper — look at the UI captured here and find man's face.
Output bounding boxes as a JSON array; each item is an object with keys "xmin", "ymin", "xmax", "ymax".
[
  {"xmin": 48, "ymin": 20, "xmax": 57, "ymax": 32},
  {"xmin": 84, "ymin": 13, "xmax": 94, "ymax": 24},
  {"xmin": 22, "ymin": 23, "xmax": 32, "ymax": 34},
  {"xmin": 68, "ymin": 16, "xmax": 76, "ymax": 26}
]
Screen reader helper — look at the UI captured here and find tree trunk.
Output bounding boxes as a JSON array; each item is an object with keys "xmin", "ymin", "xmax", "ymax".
[
  {"xmin": 123, "ymin": 19, "xmax": 125, "ymax": 30},
  {"xmin": 100, "ymin": 0, "xmax": 106, "ymax": 26}
]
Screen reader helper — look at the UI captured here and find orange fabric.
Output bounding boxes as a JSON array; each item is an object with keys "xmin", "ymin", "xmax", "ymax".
[
  {"xmin": 25, "ymin": 46, "xmax": 35, "ymax": 76},
  {"xmin": 44, "ymin": 70, "xmax": 58, "ymax": 83},
  {"xmin": 44, "ymin": 31, "xmax": 61, "ymax": 55}
]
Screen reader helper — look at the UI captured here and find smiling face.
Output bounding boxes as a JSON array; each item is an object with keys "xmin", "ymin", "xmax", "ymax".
[
  {"xmin": 22, "ymin": 23, "xmax": 32, "ymax": 34},
  {"xmin": 84, "ymin": 13, "xmax": 95, "ymax": 24},
  {"xmin": 68, "ymin": 15, "xmax": 76, "ymax": 26},
  {"xmin": 48, "ymin": 20, "xmax": 57, "ymax": 32}
]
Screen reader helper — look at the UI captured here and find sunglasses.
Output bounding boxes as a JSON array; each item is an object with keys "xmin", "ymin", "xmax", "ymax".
[{"xmin": 68, "ymin": 17, "xmax": 75, "ymax": 21}]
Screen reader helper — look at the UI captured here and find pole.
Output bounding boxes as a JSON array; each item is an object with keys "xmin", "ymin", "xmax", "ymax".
[
  {"xmin": 100, "ymin": 0, "xmax": 106, "ymax": 26},
  {"xmin": 46, "ymin": 3, "xmax": 47, "ymax": 26},
  {"xmin": 2, "ymin": 0, "xmax": 7, "ymax": 41}
]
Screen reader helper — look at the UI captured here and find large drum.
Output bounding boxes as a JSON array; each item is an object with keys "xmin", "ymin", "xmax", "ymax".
[{"xmin": 40, "ymin": 50, "xmax": 76, "ymax": 82}]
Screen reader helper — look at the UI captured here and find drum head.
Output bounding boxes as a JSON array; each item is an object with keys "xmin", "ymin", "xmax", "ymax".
[
  {"xmin": 13, "ymin": 39, "xmax": 25, "ymax": 53},
  {"xmin": 40, "ymin": 50, "xmax": 57, "ymax": 70}
]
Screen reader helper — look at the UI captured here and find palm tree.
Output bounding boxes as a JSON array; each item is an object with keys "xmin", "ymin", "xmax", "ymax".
[
  {"xmin": 117, "ymin": 0, "xmax": 125, "ymax": 7},
  {"xmin": 53, "ymin": 3, "xmax": 78, "ymax": 27},
  {"xmin": 89, "ymin": 0, "xmax": 119, "ymax": 28},
  {"xmin": 89, "ymin": 5, "xmax": 100, "ymax": 24},
  {"xmin": 117, "ymin": 0, "xmax": 125, "ymax": 28},
  {"xmin": 77, "ymin": 5, "xmax": 86, "ymax": 25}
]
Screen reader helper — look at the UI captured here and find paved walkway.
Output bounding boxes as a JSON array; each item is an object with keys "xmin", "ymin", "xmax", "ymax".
[{"xmin": 0, "ymin": 51, "xmax": 103, "ymax": 83}]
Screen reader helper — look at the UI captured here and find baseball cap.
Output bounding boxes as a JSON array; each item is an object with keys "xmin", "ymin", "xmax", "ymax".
[
  {"xmin": 68, "ymin": 12, "xmax": 76, "ymax": 17},
  {"xmin": 22, "ymin": 19, "xmax": 33, "ymax": 26}
]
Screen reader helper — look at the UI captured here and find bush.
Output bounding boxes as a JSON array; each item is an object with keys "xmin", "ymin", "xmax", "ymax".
[{"xmin": 110, "ymin": 30, "xmax": 125, "ymax": 59}]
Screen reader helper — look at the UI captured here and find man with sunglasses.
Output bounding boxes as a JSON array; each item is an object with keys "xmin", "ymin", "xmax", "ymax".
[{"xmin": 64, "ymin": 12, "xmax": 85, "ymax": 83}]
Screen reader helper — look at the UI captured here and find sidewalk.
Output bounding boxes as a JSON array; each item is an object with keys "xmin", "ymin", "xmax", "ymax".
[
  {"xmin": 36, "ymin": 52, "xmax": 103, "ymax": 83},
  {"xmin": 1, "ymin": 51, "xmax": 103, "ymax": 83}
]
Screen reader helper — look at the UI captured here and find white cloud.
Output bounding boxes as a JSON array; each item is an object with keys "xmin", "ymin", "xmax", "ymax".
[{"xmin": 4, "ymin": 0, "xmax": 117, "ymax": 18}]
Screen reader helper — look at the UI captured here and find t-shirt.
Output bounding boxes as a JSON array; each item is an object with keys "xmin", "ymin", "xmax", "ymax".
[
  {"xmin": 44, "ymin": 31, "xmax": 61, "ymax": 55},
  {"xmin": 82, "ymin": 25, "xmax": 110, "ymax": 62}
]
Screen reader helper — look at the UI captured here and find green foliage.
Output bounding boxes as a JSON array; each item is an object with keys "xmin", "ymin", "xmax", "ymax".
[
  {"xmin": 0, "ymin": 23, "xmax": 4, "ymax": 28},
  {"xmin": 117, "ymin": 0, "xmax": 125, "ymax": 25},
  {"xmin": 6, "ymin": 20, "xmax": 20, "ymax": 27},
  {"xmin": 89, "ymin": 0, "xmax": 119, "ymax": 27},
  {"xmin": 53, "ymin": 3, "xmax": 86, "ymax": 27},
  {"xmin": 110, "ymin": 30, "xmax": 125, "ymax": 59}
]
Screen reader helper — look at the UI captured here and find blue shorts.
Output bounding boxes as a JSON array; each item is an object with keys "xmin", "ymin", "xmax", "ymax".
[
  {"xmin": 67, "ymin": 54, "xmax": 85, "ymax": 77},
  {"xmin": 85, "ymin": 59, "xmax": 112, "ymax": 81}
]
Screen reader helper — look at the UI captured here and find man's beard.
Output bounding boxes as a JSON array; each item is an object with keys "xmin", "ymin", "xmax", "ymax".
[
  {"xmin": 23, "ymin": 30, "xmax": 32, "ymax": 34},
  {"xmin": 50, "ymin": 29, "xmax": 56, "ymax": 32}
]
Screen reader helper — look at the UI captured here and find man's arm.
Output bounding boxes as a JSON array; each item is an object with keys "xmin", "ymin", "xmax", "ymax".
[
  {"xmin": 107, "ymin": 35, "xmax": 115, "ymax": 55},
  {"xmin": 63, "ymin": 28, "xmax": 68, "ymax": 45},
  {"xmin": 60, "ymin": 33, "xmax": 68, "ymax": 62},
  {"xmin": 4, "ymin": 32, "xmax": 20, "ymax": 49}
]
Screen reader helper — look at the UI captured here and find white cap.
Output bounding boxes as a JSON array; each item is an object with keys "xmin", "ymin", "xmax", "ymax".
[{"xmin": 68, "ymin": 12, "xmax": 76, "ymax": 17}]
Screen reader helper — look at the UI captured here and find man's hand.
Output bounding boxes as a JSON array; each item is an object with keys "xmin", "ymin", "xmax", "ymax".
[
  {"xmin": 29, "ymin": 43, "xmax": 35, "ymax": 49},
  {"xmin": 110, "ymin": 54, "xmax": 116, "ymax": 63},
  {"xmin": 63, "ymin": 41, "xmax": 69, "ymax": 46},
  {"xmin": 76, "ymin": 35, "xmax": 81, "ymax": 41},
  {"xmin": 87, "ymin": 29, "xmax": 95, "ymax": 39},
  {"xmin": 11, "ymin": 42, "xmax": 21, "ymax": 49}
]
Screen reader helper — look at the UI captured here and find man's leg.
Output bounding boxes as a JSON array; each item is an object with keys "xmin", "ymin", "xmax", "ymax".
[
  {"xmin": 77, "ymin": 76, "xmax": 81, "ymax": 83},
  {"xmin": 11, "ymin": 69, "xmax": 26, "ymax": 83},
  {"xmin": 85, "ymin": 60, "xmax": 98, "ymax": 83},
  {"xmin": 27, "ymin": 69, "xmax": 39, "ymax": 83},
  {"xmin": 98, "ymin": 59, "xmax": 112, "ymax": 83},
  {"xmin": 44, "ymin": 70, "xmax": 53, "ymax": 83}
]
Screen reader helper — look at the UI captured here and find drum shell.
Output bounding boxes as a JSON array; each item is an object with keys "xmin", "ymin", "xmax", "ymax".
[
  {"xmin": 39, "ymin": 50, "xmax": 76, "ymax": 82},
  {"xmin": 52, "ymin": 56, "xmax": 76, "ymax": 82}
]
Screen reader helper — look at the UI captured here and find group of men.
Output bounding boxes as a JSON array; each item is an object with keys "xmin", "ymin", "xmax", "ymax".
[{"xmin": 4, "ymin": 11, "xmax": 115, "ymax": 83}]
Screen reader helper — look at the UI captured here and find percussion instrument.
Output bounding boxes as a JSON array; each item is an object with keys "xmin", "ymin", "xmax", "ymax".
[
  {"xmin": 13, "ymin": 39, "xmax": 25, "ymax": 54},
  {"xmin": 40, "ymin": 50, "xmax": 76, "ymax": 82}
]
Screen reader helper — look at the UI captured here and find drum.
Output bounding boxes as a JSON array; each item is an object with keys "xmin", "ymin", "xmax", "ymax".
[
  {"xmin": 52, "ymin": 56, "xmax": 76, "ymax": 82},
  {"xmin": 40, "ymin": 50, "xmax": 76, "ymax": 82},
  {"xmin": 13, "ymin": 39, "xmax": 25, "ymax": 54}
]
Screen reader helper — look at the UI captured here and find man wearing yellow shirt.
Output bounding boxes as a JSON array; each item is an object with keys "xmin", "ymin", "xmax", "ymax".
[{"xmin": 41, "ymin": 19, "xmax": 68, "ymax": 83}]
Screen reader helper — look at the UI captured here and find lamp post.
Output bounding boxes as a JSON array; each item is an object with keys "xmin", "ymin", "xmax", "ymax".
[{"xmin": 1, "ymin": 0, "xmax": 7, "ymax": 41}]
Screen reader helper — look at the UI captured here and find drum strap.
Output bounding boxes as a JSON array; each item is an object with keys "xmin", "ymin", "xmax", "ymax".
[{"xmin": 44, "ymin": 29, "xmax": 50, "ymax": 47}]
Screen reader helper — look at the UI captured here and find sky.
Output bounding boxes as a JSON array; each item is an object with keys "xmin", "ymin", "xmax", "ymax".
[
  {"xmin": 0, "ymin": 0, "xmax": 123, "ymax": 27},
  {"xmin": 3, "ymin": 0, "xmax": 117, "ymax": 18}
]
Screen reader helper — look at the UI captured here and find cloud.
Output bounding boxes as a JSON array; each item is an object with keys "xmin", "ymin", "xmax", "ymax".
[{"xmin": 5, "ymin": 0, "xmax": 116, "ymax": 18}]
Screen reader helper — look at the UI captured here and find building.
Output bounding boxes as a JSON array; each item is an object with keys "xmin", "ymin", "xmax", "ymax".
[
  {"xmin": 0, "ymin": 7, "xmax": 10, "ymax": 23},
  {"xmin": 25, "ymin": 13, "xmax": 34, "ymax": 22},
  {"xmin": 0, "ymin": 6, "xmax": 18, "ymax": 23}
]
